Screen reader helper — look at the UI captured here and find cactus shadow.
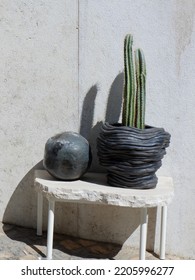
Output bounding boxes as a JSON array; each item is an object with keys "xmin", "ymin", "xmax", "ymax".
[
  {"xmin": 79, "ymin": 73, "xmax": 124, "ymax": 172},
  {"xmin": 79, "ymin": 85, "xmax": 102, "ymax": 171},
  {"xmin": 105, "ymin": 72, "xmax": 124, "ymax": 124},
  {"xmin": 80, "ymin": 85, "xmax": 98, "ymax": 141}
]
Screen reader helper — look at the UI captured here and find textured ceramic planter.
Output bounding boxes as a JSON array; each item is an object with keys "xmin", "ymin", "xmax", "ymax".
[
  {"xmin": 43, "ymin": 132, "xmax": 92, "ymax": 180},
  {"xmin": 97, "ymin": 123, "xmax": 171, "ymax": 189}
]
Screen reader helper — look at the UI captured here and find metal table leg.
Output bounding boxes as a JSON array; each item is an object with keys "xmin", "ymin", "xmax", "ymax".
[
  {"xmin": 139, "ymin": 207, "xmax": 148, "ymax": 260},
  {"xmin": 160, "ymin": 205, "xmax": 167, "ymax": 260},
  {"xmin": 46, "ymin": 199, "xmax": 55, "ymax": 260}
]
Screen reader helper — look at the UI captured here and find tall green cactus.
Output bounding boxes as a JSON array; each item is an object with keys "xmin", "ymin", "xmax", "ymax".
[{"xmin": 122, "ymin": 34, "xmax": 146, "ymax": 129}]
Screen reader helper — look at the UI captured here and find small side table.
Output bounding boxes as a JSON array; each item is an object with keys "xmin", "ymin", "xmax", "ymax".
[{"xmin": 34, "ymin": 170, "xmax": 174, "ymax": 260}]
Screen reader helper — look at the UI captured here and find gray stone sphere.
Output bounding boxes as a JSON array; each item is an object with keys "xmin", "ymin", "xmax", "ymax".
[{"xmin": 43, "ymin": 132, "xmax": 92, "ymax": 180}]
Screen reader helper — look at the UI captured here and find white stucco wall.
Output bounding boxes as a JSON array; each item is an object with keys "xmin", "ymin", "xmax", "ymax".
[
  {"xmin": 0, "ymin": 0, "xmax": 195, "ymax": 259},
  {"xmin": 78, "ymin": 0, "xmax": 195, "ymax": 259},
  {"xmin": 0, "ymin": 0, "xmax": 79, "ymax": 225}
]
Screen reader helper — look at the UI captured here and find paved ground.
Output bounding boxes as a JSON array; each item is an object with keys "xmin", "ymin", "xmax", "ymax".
[{"xmin": 0, "ymin": 222, "xmax": 184, "ymax": 260}]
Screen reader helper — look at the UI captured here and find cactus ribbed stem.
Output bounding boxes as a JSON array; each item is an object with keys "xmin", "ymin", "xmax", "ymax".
[
  {"xmin": 135, "ymin": 49, "xmax": 146, "ymax": 129},
  {"xmin": 122, "ymin": 34, "xmax": 136, "ymax": 127},
  {"xmin": 122, "ymin": 34, "xmax": 146, "ymax": 129}
]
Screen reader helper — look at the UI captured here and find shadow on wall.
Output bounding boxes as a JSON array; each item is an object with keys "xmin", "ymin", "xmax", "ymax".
[
  {"xmin": 80, "ymin": 72, "xmax": 124, "ymax": 171},
  {"xmin": 3, "ymin": 161, "xmax": 44, "ymax": 227},
  {"xmin": 2, "ymin": 72, "xmax": 157, "ymax": 253}
]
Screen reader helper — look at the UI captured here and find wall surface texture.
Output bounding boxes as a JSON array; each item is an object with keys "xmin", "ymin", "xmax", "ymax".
[
  {"xmin": 0, "ymin": 0, "xmax": 195, "ymax": 259},
  {"xmin": 0, "ymin": 0, "xmax": 79, "ymax": 227}
]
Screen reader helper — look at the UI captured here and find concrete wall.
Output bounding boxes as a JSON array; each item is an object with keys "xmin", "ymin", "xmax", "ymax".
[
  {"xmin": 0, "ymin": 0, "xmax": 79, "ymax": 225},
  {"xmin": 78, "ymin": 0, "xmax": 195, "ymax": 259},
  {"xmin": 0, "ymin": 0, "xmax": 195, "ymax": 259}
]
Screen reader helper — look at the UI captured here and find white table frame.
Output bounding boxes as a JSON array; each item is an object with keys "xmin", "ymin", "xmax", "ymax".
[{"xmin": 34, "ymin": 170, "xmax": 173, "ymax": 260}]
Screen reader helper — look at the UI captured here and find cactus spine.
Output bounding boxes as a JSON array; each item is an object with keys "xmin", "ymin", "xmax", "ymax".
[{"xmin": 122, "ymin": 34, "xmax": 146, "ymax": 129}]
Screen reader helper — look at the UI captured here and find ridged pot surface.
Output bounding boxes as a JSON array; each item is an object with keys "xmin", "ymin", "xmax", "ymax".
[{"xmin": 97, "ymin": 123, "xmax": 171, "ymax": 189}]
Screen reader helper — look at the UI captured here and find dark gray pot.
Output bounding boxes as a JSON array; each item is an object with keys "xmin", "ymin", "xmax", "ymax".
[
  {"xmin": 97, "ymin": 123, "xmax": 171, "ymax": 189},
  {"xmin": 43, "ymin": 132, "xmax": 92, "ymax": 180}
]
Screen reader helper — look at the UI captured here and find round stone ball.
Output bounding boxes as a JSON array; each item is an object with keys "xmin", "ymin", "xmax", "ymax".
[{"xmin": 43, "ymin": 132, "xmax": 92, "ymax": 180}]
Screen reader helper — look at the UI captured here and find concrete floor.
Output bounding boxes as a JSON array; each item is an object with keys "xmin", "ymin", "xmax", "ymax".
[{"xmin": 0, "ymin": 222, "xmax": 184, "ymax": 260}]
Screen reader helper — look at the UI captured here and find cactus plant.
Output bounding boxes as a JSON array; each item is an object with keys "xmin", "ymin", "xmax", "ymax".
[
  {"xmin": 122, "ymin": 34, "xmax": 146, "ymax": 129},
  {"xmin": 97, "ymin": 34, "xmax": 171, "ymax": 189}
]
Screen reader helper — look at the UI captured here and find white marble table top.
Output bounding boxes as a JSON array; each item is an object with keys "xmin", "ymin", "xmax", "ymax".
[{"xmin": 34, "ymin": 170, "xmax": 174, "ymax": 208}]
